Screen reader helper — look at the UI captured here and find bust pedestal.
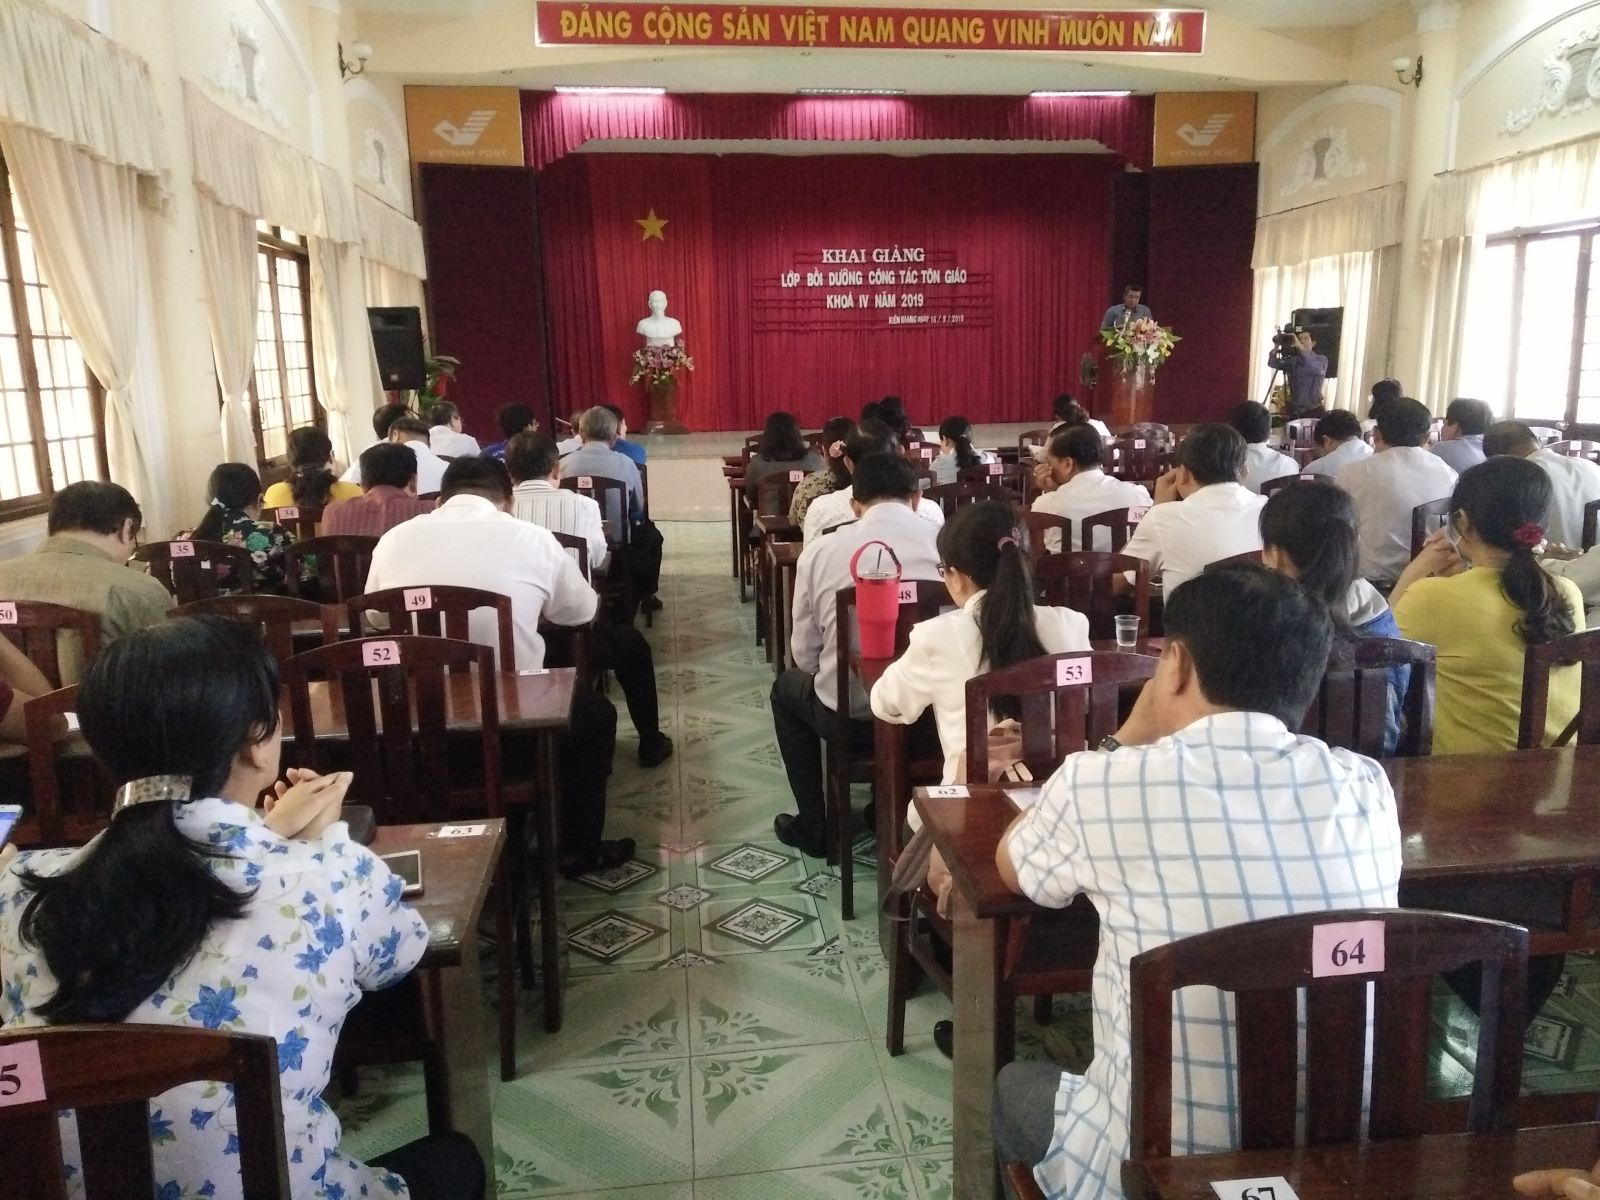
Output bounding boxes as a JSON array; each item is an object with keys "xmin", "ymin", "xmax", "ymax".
[{"xmin": 644, "ymin": 377, "xmax": 688, "ymax": 436}]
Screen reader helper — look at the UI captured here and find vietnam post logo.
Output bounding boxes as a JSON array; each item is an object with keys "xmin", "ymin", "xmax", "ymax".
[
  {"xmin": 1175, "ymin": 112, "xmax": 1233, "ymax": 147},
  {"xmin": 433, "ymin": 109, "xmax": 497, "ymax": 147}
]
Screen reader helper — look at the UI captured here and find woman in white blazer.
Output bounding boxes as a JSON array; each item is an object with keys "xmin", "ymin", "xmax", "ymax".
[{"xmin": 870, "ymin": 500, "xmax": 1091, "ymax": 788}]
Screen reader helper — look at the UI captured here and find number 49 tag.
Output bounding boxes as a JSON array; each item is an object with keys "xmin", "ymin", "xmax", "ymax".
[
  {"xmin": 1211, "ymin": 1176, "xmax": 1301, "ymax": 1200},
  {"xmin": 0, "ymin": 1039, "xmax": 46, "ymax": 1108},
  {"xmin": 1311, "ymin": 920, "xmax": 1385, "ymax": 978}
]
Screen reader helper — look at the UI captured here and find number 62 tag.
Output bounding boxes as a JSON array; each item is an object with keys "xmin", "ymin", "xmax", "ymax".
[{"xmin": 1311, "ymin": 920, "xmax": 1385, "ymax": 978}]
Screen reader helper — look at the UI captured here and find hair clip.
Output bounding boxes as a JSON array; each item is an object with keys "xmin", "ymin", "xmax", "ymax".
[
  {"xmin": 111, "ymin": 774, "xmax": 192, "ymax": 817},
  {"xmin": 997, "ymin": 535, "xmax": 1018, "ymax": 551},
  {"xmin": 1513, "ymin": 523, "xmax": 1545, "ymax": 548}
]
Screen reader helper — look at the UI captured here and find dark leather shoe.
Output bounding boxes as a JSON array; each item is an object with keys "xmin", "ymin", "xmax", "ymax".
[
  {"xmin": 774, "ymin": 813, "xmax": 828, "ymax": 858},
  {"xmin": 639, "ymin": 734, "xmax": 674, "ymax": 768},
  {"xmin": 640, "ymin": 595, "xmax": 664, "ymax": 614},
  {"xmin": 933, "ymin": 1019, "xmax": 954, "ymax": 1059}
]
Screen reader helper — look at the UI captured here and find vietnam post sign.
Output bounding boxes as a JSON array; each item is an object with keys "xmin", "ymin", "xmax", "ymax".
[{"xmin": 535, "ymin": 3, "xmax": 1206, "ymax": 53}]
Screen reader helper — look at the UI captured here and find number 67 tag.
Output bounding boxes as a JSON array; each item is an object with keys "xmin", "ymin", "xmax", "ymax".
[
  {"xmin": 1311, "ymin": 920, "xmax": 1385, "ymax": 978},
  {"xmin": 1211, "ymin": 1176, "xmax": 1301, "ymax": 1200}
]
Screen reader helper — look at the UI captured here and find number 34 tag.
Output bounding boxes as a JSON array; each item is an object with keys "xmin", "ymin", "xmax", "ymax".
[
  {"xmin": 1211, "ymin": 1176, "xmax": 1301, "ymax": 1200},
  {"xmin": 1311, "ymin": 920, "xmax": 1386, "ymax": 978}
]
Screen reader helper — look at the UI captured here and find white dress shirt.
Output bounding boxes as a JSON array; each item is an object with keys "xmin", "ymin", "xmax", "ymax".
[
  {"xmin": 342, "ymin": 439, "xmax": 449, "ymax": 494},
  {"xmin": 791, "ymin": 501, "xmax": 942, "ymax": 712},
  {"xmin": 1238, "ymin": 442, "xmax": 1300, "ymax": 494},
  {"xmin": 1120, "ymin": 482, "xmax": 1266, "ymax": 592},
  {"xmin": 930, "ymin": 448, "xmax": 997, "ymax": 486},
  {"xmin": 1531, "ymin": 447, "xmax": 1600, "ymax": 548},
  {"xmin": 1303, "ymin": 436, "xmax": 1372, "ymax": 477},
  {"xmin": 430, "ymin": 426, "xmax": 481, "ymax": 457},
  {"xmin": 1030, "ymin": 469, "xmax": 1152, "ymax": 552},
  {"xmin": 364, "ymin": 494, "xmax": 597, "ymax": 670},
  {"xmin": 512, "ymin": 478, "xmax": 609, "ymax": 571},
  {"xmin": 870, "ymin": 590, "xmax": 1091, "ymax": 784},
  {"xmin": 1006, "ymin": 712, "xmax": 1401, "ymax": 1200},
  {"xmin": 1335, "ymin": 447, "xmax": 1459, "ymax": 585},
  {"xmin": 802, "ymin": 486, "xmax": 945, "ymax": 543}
]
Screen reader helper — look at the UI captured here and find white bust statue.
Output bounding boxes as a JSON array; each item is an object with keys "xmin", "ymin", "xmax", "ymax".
[{"xmin": 636, "ymin": 290, "xmax": 683, "ymax": 347}]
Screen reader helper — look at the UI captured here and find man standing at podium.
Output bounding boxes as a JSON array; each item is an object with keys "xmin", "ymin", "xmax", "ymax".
[{"xmin": 1100, "ymin": 284, "xmax": 1151, "ymax": 331}]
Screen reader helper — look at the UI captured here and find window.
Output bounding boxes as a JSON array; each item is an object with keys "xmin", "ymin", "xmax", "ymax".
[
  {"xmin": 249, "ymin": 222, "xmax": 320, "ymax": 463},
  {"xmin": 1465, "ymin": 222, "xmax": 1600, "ymax": 425},
  {"xmin": 0, "ymin": 153, "xmax": 107, "ymax": 517}
]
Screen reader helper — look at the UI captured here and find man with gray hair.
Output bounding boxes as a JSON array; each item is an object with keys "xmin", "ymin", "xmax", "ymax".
[{"xmin": 560, "ymin": 405, "xmax": 664, "ymax": 617}]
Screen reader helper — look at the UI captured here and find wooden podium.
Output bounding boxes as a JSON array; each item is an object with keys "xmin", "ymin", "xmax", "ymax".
[{"xmin": 1091, "ymin": 342, "xmax": 1155, "ymax": 428}]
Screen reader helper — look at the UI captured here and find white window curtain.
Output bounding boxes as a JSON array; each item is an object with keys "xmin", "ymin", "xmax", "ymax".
[
  {"xmin": 1249, "ymin": 185, "xmax": 1405, "ymax": 411},
  {"xmin": 196, "ymin": 196, "xmax": 259, "ymax": 464}
]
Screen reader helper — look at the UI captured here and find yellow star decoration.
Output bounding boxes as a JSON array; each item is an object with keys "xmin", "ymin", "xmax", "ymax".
[{"xmin": 636, "ymin": 208, "xmax": 668, "ymax": 242}]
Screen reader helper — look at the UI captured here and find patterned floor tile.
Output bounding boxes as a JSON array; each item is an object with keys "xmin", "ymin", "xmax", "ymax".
[
  {"xmin": 688, "ymin": 948, "xmax": 869, "ymax": 1053},
  {"xmin": 523, "ymin": 969, "xmax": 690, "ymax": 1070},
  {"xmin": 908, "ymin": 1156, "xmax": 953, "ymax": 1200},
  {"xmin": 570, "ymin": 909, "xmax": 671, "ymax": 964},
  {"xmin": 693, "ymin": 1159, "xmax": 918, "ymax": 1199},
  {"xmin": 705, "ymin": 842, "xmax": 797, "ymax": 883},
  {"xmin": 875, "ymin": 1037, "xmax": 954, "ymax": 1157},
  {"xmin": 707, "ymin": 898, "xmax": 821, "ymax": 953}
]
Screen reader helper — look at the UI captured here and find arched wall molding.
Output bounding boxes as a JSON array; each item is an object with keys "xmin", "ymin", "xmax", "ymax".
[
  {"xmin": 250, "ymin": 0, "xmax": 324, "ymax": 158},
  {"xmin": 1256, "ymin": 84, "xmax": 1403, "ymax": 213},
  {"xmin": 345, "ymin": 76, "xmax": 412, "ymax": 211}
]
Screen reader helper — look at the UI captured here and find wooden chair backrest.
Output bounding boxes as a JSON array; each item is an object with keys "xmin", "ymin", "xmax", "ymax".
[
  {"xmin": 1302, "ymin": 636, "xmax": 1436, "ymax": 759},
  {"xmin": 348, "ymin": 585, "xmax": 517, "ymax": 671},
  {"xmin": 1080, "ymin": 504, "xmax": 1148, "ymax": 555},
  {"xmin": 1549, "ymin": 440, "xmax": 1600, "ymax": 463},
  {"xmin": 549, "ymin": 531, "xmax": 593, "ymax": 583},
  {"xmin": 174, "ymin": 595, "xmax": 337, "ymax": 664},
  {"xmin": 755, "ymin": 470, "xmax": 806, "ymax": 518},
  {"xmin": 637, "ymin": 461, "xmax": 651, "ymax": 520},
  {"xmin": 22, "ymin": 685, "xmax": 113, "ymax": 849},
  {"xmin": 1214, "ymin": 549, "xmax": 1264, "ymax": 567},
  {"xmin": 742, "ymin": 433, "xmax": 763, "ymax": 462},
  {"xmin": 903, "ymin": 442, "xmax": 937, "ymax": 466},
  {"xmin": 560, "ymin": 475, "xmax": 630, "ymax": 541},
  {"xmin": 1525, "ymin": 423, "xmax": 1565, "ymax": 446},
  {"xmin": 1035, "ymin": 552, "xmax": 1150, "ymax": 642},
  {"xmin": 0, "ymin": 1024, "xmax": 290, "ymax": 1199},
  {"xmin": 1127, "ymin": 910, "xmax": 1527, "ymax": 1160},
  {"xmin": 1584, "ymin": 497, "xmax": 1600, "ymax": 551},
  {"xmin": 923, "ymin": 481, "xmax": 1007, "ymax": 518},
  {"xmin": 832, "ymin": 580, "xmax": 952, "ymax": 717},
  {"xmin": 1261, "ymin": 472, "xmax": 1318, "ymax": 498},
  {"xmin": 1018, "ymin": 429, "xmax": 1052, "ymax": 461},
  {"xmin": 1284, "ymin": 417, "xmax": 1320, "ymax": 449},
  {"xmin": 1020, "ymin": 511, "xmax": 1073, "ymax": 568},
  {"xmin": 1104, "ymin": 436, "xmax": 1168, "ymax": 484},
  {"xmin": 1409, "ymin": 498, "xmax": 1454, "ymax": 559},
  {"xmin": 260, "ymin": 505, "xmax": 323, "ymax": 541},
  {"xmin": 131, "ymin": 540, "xmax": 255, "ymax": 605},
  {"xmin": 282, "ymin": 535, "xmax": 377, "ymax": 603},
  {"xmin": 1518, "ymin": 627, "xmax": 1600, "ymax": 749},
  {"xmin": 281, "ymin": 634, "xmax": 501, "ymax": 824},
  {"xmin": 964, "ymin": 650, "xmax": 1159, "ymax": 780},
  {"xmin": 0, "ymin": 600, "xmax": 102, "ymax": 688}
]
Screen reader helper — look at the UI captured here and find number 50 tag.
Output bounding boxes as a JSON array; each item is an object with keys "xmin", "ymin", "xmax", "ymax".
[
  {"xmin": 1311, "ymin": 920, "xmax": 1385, "ymax": 978},
  {"xmin": 0, "ymin": 1039, "xmax": 46, "ymax": 1108}
]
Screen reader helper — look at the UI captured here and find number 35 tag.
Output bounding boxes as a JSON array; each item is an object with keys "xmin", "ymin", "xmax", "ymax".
[
  {"xmin": 0, "ymin": 1040, "xmax": 46, "ymax": 1108},
  {"xmin": 1311, "ymin": 920, "xmax": 1385, "ymax": 978},
  {"xmin": 1211, "ymin": 1176, "xmax": 1301, "ymax": 1200}
]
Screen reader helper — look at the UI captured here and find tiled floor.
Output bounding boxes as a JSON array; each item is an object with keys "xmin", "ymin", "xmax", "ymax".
[{"xmin": 336, "ymin": 521, "xmax": 1600, "ymax": 1197}]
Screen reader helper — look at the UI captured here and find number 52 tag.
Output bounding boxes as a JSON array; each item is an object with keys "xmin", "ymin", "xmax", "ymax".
[
  {"xmin": 1312, "ymin": 920, "xmax": 1385, "ymax": 978},
  {"xmin": 1211, "ymin": 1176, "xmax": 1301, "ymax": 1200}
]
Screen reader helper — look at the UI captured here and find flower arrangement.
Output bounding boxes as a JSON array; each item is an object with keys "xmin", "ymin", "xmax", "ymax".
[
  {"xmin": 1100, "ymin": 317, "xmax": 1180, "ymax": 375},
  {"xmin": 630, "ymin": 341, "xmax": 695, "ymax": 389}
]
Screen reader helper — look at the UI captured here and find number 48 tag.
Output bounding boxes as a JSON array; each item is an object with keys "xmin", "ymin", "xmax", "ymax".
[{"xmin": 1311, "ymin": 920, "xmax": 1386, "ymax": 978}]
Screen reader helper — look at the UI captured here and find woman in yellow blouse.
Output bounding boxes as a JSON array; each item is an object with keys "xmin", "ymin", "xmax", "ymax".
[
  {"xmin": 261, "ymin": 427, "xmax": 361, "ymax": 512},
  {"xmin": 1392, "ymin": 456, "xmax": 1583, "ymax": 753}
]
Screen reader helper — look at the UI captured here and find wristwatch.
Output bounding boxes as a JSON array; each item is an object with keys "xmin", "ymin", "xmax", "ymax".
[{"xmin": 1097, "ymin": 735, "xmax": 1122, "ymax": 753}]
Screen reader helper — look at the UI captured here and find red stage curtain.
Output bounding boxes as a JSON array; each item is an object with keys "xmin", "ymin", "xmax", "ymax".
[
  {"xmin": 538, "ymin": 153, "xmax": 1116, "ymax": 431},
  {"xmin": 522, "ymin": 91, "xmax": 1153, "ymax": 170}
]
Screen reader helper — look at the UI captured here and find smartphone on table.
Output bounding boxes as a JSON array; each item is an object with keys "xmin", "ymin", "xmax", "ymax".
[
  {"xmin": 380, "ymin": 850, "xmax": 423, "ymax": 897},
  {"xmin": 0, "ymin": 804, "xmax": 22, "ymax": 851}
]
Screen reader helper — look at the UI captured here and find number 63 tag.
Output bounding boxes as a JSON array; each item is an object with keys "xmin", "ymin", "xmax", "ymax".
[
  {"xmin": 1311, "ymin": 920, "xmax": 1385, "ymax": 978},
  {"xmin": 1211, "ymin": 1176, "xmax": 1301, "ymax": 1200}
]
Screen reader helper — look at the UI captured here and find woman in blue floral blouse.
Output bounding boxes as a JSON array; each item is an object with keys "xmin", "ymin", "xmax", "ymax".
[
  {"xmin": 0, "ymin": 616, "xmax": 486, "ymax": 1200},
  {"xmin": 183, "ymin": 463, "xmax": 304, "ymax": 594}
]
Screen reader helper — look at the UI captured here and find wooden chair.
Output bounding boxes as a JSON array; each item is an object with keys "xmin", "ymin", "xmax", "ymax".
[
  {"xmin": 1105, "ymin": 434, "xmax": 1169, "ymax": 486},
  {"xmin": 1524, "ymin": 421, "xmax": 1568, "ymax": 446},
  {"xmin": 1260, "ymin": 472, "xmax": 1317, "ymax": 498},
  {"xmin": 1518, "ymin": 627, "xmax": 1600, "ymax": 749},
  {"xmin": 1550, "ymin": 440, "xmax": 1600, "ymax": 463},
  {"xmin": 0, "ymin": 1024, "xmax": 290, "ymax": 1198},
  {"xmin": 903, "ymin": 442, "xmax": 937, "ymax": 466},
  {"xmin": 19, "ymin": 685, "xmax": 112, "ymax": 849},
  {"xmin": 1410, "ymin": 497, "xmax": 1454, "ymax": 559},
  {"xmin": 959, "ymin": 461, "xmax": 1028, "ymax": 501},
  {"xmin": 131, "ymin": 540, "xmax": 255, "ymax": 605},
  {"xmin": 0, "ymin": 599, "xmax": 102, "ymax": 687},
  {"xmin": 1080, "ymin": 505, "xmax": 1148, "ymax": 554},
  {"xmin": 347, "ymin": 585, "xmax": 518, "ymax": 671},
  {"xmin": 283, "ymin": 535, "xmax": 377, "ymax": 604},
  {"xmin": 1302, "ymin": 636, "xmax": 1436, "ymax": 759},
  {"xmin": 416, "ymin": 491, "xmax": 440, "ymax": 503},
  {"xmin": 550, "ymin": 530, "xmax": 593, "ymax": 584},
  {"xmin": 1035, "ymin": 552, "xmax": 1151, "ymax": 642},
  {"xmin": 280, "ymin": 635, "xmax": 522, "ymax": 1080},
  {"xmin": 923, "ymin": 481, "xmax": 1007, "ymax": 519},
  {"xmin": 1018, "ymin": 428, "xmax": 1052, "ymax": 462},
  {"xmin": 1584, "ymin": 498, "xmax": 1600, "ymax": 550},
  {"xmin": 1427, "ymin": 418, "xmax": 1445, "ymax": 445},
  {"xmin": 1004, "ymin": 1162, "xmax": 1047, "ymax": 1200},
  {"xmin": 261, "ymin": 504, "xmax": 324, "ymax": 541},
  {"xmin": 561, "ymin": 475, "xmax": 631, "ymax": 546},
  {"xmin": 1122, "ymin": 910, "xmax": 1527, "ymax": 1171},
  {"xmin": 637, "ymin": 461, "xmax": 651, "ymax": 520},
  {"xmin": 1283, "ymin": 417, "xmax": 1320, "ymax": 450},
  {"xmin": 887, "ymin": 650, "xmax": 1160, "ymax": 1056},
  {"xmin": 1214, "ymin": 549, "xmax": 1265, "ymax": 566},
  {"xmin": 175, "ymin": 595, "xmax": 337, "ymax": 663},
  {"xmin": 1020, "ymin": 511, "xmax": 1073, "ymax": 567}
]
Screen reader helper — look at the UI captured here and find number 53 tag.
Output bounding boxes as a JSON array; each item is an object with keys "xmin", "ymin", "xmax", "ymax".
[
  {"xmin": 1211, "ymin": 1176, "xmax": 1301, "ymax": 1200},
  {"xmin": 1312, "ymin": 920, "xmax": 1386, "ymax": 978}
]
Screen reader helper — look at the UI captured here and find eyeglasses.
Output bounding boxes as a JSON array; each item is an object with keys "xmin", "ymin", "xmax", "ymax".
[{"xmin": 935, "ymin": 563, "xmax": 949, "ymax": 577}]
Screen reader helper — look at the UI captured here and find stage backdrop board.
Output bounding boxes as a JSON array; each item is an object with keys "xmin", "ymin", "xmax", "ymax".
[{"xmin": 538, "ymin": 152, "xmax": 1117, "ymax": 430}]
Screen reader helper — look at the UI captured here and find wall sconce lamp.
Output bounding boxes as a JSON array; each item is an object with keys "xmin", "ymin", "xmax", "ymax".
[
  {"xmin": 1392, "ymin": 54, "xmax": 1423, "ymax": 87},
  {"xmin": 339, "ymin": 41, "xmax": 373, "ymax": 80}
]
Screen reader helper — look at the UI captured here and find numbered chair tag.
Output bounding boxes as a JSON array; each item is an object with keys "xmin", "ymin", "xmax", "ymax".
[
  {"xmin": 1133, "ymin": 439, "xmax": 1147, "ymax": 450},
  {"xmin": 1211, "ymin": 1177, "xmax": 1301, "ymax": 1200},
  {"xmin": 1056, "ymin": 658, "xmax": 1093, "ymax": 687},
  {"xmin": 278, "ymin": 506, "xmax": 300, "ymax": 520},
  {"xmin": 362, "ymin": 640, "xmax": 401, "ymax": 668},
  {"xmin": 436, "ymin": 823, "xmax": 487, "ymax": 838},
  {"xmin": 988, "ymin": 463, "xmax": 1003, "ymax": 476},
  {"xmin": 896, "ymin": 583, "xmax": 917, "ymax": 604},
  {"xmin": 1299, "ymin": 474, "xmax": 1315, "ymax": 481},
  {"xmin": 1311, "ymin": 920, "xmax": 1385, "ymax": 978},
  {"xmin": 1127, "ymin": 506, "xmax": 1150, "ymax": 524},
  {"xmin": 920, "ymin": 447, "xmax": 934, "ymax": 460},
  {"xmin": 789, "ymin": 470, "xmax": 805, "ymax": 483},
  {"xmin": 170, "ymin": 541, "xmax": 196, "ymax": 558},
  {"xmin": 403, "ymin": 587, "xmax": 433, "ymax": 612},
  {"xmin": 577, "ymin": 476, "xmax": 594, "ymax": 490},
  {"xmin": 0, "ymin": 602, "xmax": 16, "ymax": 625},
  {"xmin": 0, "ymin": 1040, "xmax": 46, "ymax": 1109},
  {"xmin": 926, "ymin": 785, "xmax": 969, "ymax": 799}
]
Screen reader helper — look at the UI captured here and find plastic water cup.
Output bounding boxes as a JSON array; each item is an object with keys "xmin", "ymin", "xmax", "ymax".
[{"xmin": 1114, "ymin": 615, "xmax": 1140, "ymax": 649}]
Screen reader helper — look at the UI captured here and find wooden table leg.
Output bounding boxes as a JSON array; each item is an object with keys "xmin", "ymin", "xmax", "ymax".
[
  {"xmin": 436, "ymin": 933, "xmax": 497, "ymax": 1169},
  {"xmin": 729, "ymin": 485, "xmax": 740, "ymax": 578},
  {"xmin": 777, "ymin": 559, "xmax": 797, "ymax": 676},
  {"xmin": 876, "ymin": 721, "xmax": 907, "ymax": 956},
  {"xmin": 951, "ymin": 887, "xmax": 1007, "ymax": 1200},
  {"xmin": 537, "ymin": 730, "xmax": 563, "ymax": 1032}
]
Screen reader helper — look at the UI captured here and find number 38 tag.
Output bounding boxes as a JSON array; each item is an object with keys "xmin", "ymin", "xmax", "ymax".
[
  {"xmin": 1311, "ymin": 920, "xmax": 1385, "ymax": 978},
  {"xmin": 0, "ymin": 1040, "xmax": 46, "ymax": 1108}
]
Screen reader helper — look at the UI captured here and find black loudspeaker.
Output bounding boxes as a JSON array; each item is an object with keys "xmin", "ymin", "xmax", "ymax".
[
  {"xmin": 1292, "ymin": 306, "xmax": 1344, "ymax": 379},
  {"xmin": 368, "ymin": 307, "xmax": 426, "ymax": 392}
]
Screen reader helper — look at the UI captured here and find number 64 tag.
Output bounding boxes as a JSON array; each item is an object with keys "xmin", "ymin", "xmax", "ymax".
[{"xmin": 1311, "ymin": 920, "xmax": 1385, "ymax": 978}]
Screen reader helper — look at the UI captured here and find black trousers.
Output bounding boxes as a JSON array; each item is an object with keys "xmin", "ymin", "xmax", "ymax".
[
  {"xmin": 770, "ymin": 667, "xmax": 872, "ymax": 839},
  {"xmin": 369, "ymin": 1131, "xmax": 486, "ymax": 1200},
  {"xmin": 555, "ymin": 684, "xmax": 617, "ymax": 859},
  {"xmin": 617, "ymin": 518, "xmax": 664, "ymax": 599},
  {"xmin": 591, "ymin": 620, "xmax": 661, "ymax": 740}
]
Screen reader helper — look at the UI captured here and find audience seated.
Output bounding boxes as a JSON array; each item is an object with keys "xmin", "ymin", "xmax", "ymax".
[
  {"xmin": 0, "ymin": 615, "xmax": 485, "ymax": 1200},
  {"xmin": 1228, "ymin": 400, "xmax": 1299, "ymax": 494},
  {"xmin": 743, "ymin": 410, "xmax": 825, "ymax": 498},
  {"xmin": 1049, "ymin": 392, "xmax": 1111, "ymax": 442},
  {"xmin": 789, "ymin": 416, "xmax": 855, "ymax": 526},
  {"xmin": 482, "ymin": 402, "xmax": 538, "ymax": 462},
  {"xmin": 508, "ymin": 432, "xmax": 609, "ymax": 574},
  {"xmin": 603, "ymin": 405, "xmax": 647, "ymax": 466},
  {"xmin": 772, "ymin": 454, "xmax": 942, "ymax": 857},
  {"xmin": 183, "ymin": 463, "xmax": 300, "ymax": 595},
  {"xmin": 1361, "ymin": 377, "xmax": 1404, "ymax": 433},
  {"xmin": 1260, "ymin": 481, "xmax": 1407, "ymax": 753},
  {"xmin": 1485, "ymin": 419, "xmax": 1600, "ymax": 549},
  {"xmin": 322, "ymin": 442, "xmax": 436, "ymax": 539},
  {"xmin": 0, "ymin": 634, "xmax": 52, "ymax": 742},
  {"xmin": 1119, "ymin": 423, "xmax": 1265, "ymax": 592},
  {"xmin": 1392, "ymin": 456, "xmax": 1583, "ymax": 754},
  {"xmin": 383, "ymin": 417, "xmax": 450, "ymax": 495},
  {"xmin": 1336, "ymin": 396, "xmax": 1459, "ymax": 587},
  {"xmin": 930, "ymin": 416, "xmax": 995, "ymax": 486},
  {"xmin": 802, "ymin": 420, "xmax": 944, "ymax": 542},
  {"xmin": 1540, "ymin": 540, "xmax": 1600, "ymax": 626},
  {"xmin": 0, "ymin": 482, "xmax": 171, "ymax": 676},
  {"xmin": 869, "ymin": 394, "xmax": 926, "ymax": 446},
  {"xmin": 427, "ymin": 401, "xmax": 481, "ymax": 458},
  {"xmin": 1301, "ymin": 409, "xmax": 1372, "ymax": 477},
  {"xmin": 560, "ymin": 406, "xmax": 665, "ymax": 615},
  {"xmin": 1430, "ymin": 397, "xmax": 1492, "ymax": 473},
  {"xmin": 992, "ymin": 564, "xmax": 1402, "ymax": 1200},
  {"xmin": 261, "ymin": 426, "xmax": 360, "ymax": 510},
  {"xmin": 1030, "ymin": 424, "xmax": 1152, "ymax": 552}
]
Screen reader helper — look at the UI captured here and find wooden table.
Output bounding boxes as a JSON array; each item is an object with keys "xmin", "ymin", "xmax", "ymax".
[
  {"xmin": 1124, "ymin": 1121, "xmax": 1600, "ymax": 1200},
  {"xmin": 752, "ymin": 513, "xmax": 802, "ymax": 664},
  {"xmin": 916, "ymin": 746, "xmax": 1600, "ymax": 1197},
  {"xmin": 767, "ymin": 540, "xmax": 803, "ymax": 676},
  {"xmin": 370, "ymin": 820, "xmax": 506, "ymax": 1169}
]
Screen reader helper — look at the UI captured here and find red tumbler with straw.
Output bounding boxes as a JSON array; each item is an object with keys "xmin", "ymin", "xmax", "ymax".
[{"xmin": 850, "ymin": 540, "xmax": 903, "ymax": 659}]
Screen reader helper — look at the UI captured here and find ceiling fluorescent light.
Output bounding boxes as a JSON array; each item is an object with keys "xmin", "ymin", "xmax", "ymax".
[
  {"xmin": 1030, "ymin": 89, "xmax": 1133, "ymax": 98},
  {"xmin": 798, "ymin": 88, "xmax": 906, "ymax": 96},
  {"xmin": 553, "ymin": 85, "xmax": 666, "ymax": 95}
]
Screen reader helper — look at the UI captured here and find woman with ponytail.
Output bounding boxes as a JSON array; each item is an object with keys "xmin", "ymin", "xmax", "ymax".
[
  {"xmin": 0, "ymin": 617, "xmax": 484, "ymax": 1199},
  {"xmin": 183, "ymin": 463, "xmax": 299, "ymax": 594},
  {"xmin": 261, "ymin": 426, "xmax": 361, "ymax": 511},
  {"xmin": 1392, "ymin": 456, "xmax": 1584, "ymax": 753},
  {"xmin": 931, "ymin": 415, "xmax": 993, "ymax": 485},
  {"xmin": 871, "ymin": 500, "xmax": 1090, "ymax": 785}
]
